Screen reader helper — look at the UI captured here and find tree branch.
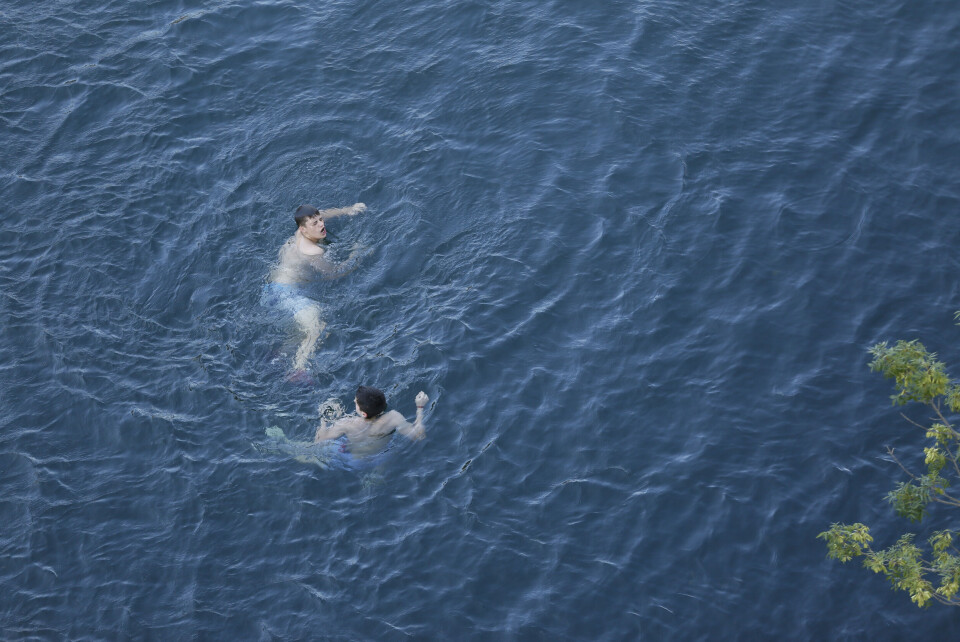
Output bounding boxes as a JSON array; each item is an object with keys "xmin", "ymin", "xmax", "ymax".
[
  {"xmin": 900, "ymin": 412, "xmax": 929, "ymax": 431},
  {"xmin": 886, "ymin": 447, "xmax": 919, "ymax": 481},
  {"xmin": 932, "ymin": 495, "xmax": 960, "ymax": 508},
  {"xmin": 926, "ymin": 402, "xmax": 960, "ymax": 478}
]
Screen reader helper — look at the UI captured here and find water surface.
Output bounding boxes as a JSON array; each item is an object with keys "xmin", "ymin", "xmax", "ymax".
[{"xmin": 3, "ymin": 0, "xmax": 960, "ymax": 638}]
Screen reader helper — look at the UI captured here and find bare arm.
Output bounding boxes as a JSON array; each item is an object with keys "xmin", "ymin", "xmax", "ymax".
[
  {"xmin": 396, "ymin": 391, "xmax": 429, "ymax": 441},
  {"xmin": 314, "ymin": 421, "xmax": 346, "ymax": 443},
  {"xmin": 317, "ymin": 202, "xmax": 366, "ymax": 220}
]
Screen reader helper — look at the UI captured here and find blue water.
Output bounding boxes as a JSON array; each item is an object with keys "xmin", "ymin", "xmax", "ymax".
[{"xmin": 3, "ymin": 0, "xmax": 960, "ymax": 638}]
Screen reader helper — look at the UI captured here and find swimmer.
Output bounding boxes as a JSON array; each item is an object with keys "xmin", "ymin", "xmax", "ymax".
[
  {"xmin": 264, "ymin": 202, "xmax": 366, "ymax": 371},
  {"xmin": 314, "ymin": 386, "xmax": 430, "ymax": 458}
]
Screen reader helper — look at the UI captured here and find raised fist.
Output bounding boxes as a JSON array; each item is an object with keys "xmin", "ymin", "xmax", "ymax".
[{"xmin": 415, "ymin": 391, "xmax": 429, "ymax": 408}]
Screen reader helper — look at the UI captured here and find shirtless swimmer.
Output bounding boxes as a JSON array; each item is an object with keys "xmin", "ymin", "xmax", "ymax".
[
  {"xmin": 314, "ymin": 386, "xmax": 429, "ymax": 458},
  {"xmin": 265, "ymin": 202, "xmax": 366, "ymax": 371}
]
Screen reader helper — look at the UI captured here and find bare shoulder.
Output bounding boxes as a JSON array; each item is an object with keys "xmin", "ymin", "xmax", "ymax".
[
  {"xmin": 277, "ymin": 236, "xmax": 296, "ymax": 258},
  {"xmin": 330, "ymin": 414, "xmax": 365, "ymax": 434},
  {"xmin": 297, "ymin": 239, "xmax": 325, "ymax": 256},
  {"xmin": 372, "ymin": 410, "xmax": 407, "ymax": 433}
]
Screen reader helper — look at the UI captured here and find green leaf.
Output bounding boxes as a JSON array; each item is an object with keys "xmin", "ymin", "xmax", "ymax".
[
  {"xmin": 887, "ymin": 482, "xmax": 930, "ymax": 522},
  {"xmin": 819, "ymin": 523, "xmax": 872, "ymax": 563},
  {"xmin": 822, "ymin": 323, "xmax": 960, "ymax": 609},
  {"xmin": 869, "ymin": 340, "xmax": 949, "ymax": 405}
]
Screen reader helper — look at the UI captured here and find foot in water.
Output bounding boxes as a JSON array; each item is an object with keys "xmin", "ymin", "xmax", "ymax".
[{"xmin": 286, "ymin": 368, "xmax": 316, "ymax": 385}]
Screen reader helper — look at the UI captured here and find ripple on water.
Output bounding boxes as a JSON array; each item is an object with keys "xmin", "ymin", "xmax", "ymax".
[{"xmin": 3, "ymin": 0, "xmax": 960, "ymax": 637}]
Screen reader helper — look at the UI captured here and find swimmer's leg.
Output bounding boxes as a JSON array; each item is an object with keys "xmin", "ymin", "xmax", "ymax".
[
  {"xmin": 361, "ymin": 470, "xmax": 386, "ymax": 490},
  {"xmin": 292, "ymin": 304, "xmax": 325, "ymax": 370},
  {"xmin": 261, "ymin": 426, "xmax": 332, "ymax": 468}
]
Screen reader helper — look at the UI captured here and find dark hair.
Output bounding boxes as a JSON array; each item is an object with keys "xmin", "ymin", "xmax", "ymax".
[
  {"xmin": 356, "ymin": 385, "xmax": 387, "ymax": 418},
  {"xmin": 294, "ymin": 204, "xmax": 321, "ymax": 227}
]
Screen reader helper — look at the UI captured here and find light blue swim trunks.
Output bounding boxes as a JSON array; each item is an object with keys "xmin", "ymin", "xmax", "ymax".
[{"xmin": 261, "ymin": 282, "xmax": 316, "ymax": 316}]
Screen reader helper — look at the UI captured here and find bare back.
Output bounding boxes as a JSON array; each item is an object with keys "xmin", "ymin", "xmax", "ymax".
[{"xmin": 316, "ymin": 410, "xmax": 410, "ymax": 457}]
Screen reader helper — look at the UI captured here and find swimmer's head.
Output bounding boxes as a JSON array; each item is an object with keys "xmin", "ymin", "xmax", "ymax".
[
  {"xmin": 355, "ymin": 385, "xmax": 387, "ymax": 419},
  {"xmin": 294, "ymin": 204, "xmax": 321, "ymax": 227},
  {"xmin": 295, "ymin": 205, "xmax": 327, "ymax": 241}
]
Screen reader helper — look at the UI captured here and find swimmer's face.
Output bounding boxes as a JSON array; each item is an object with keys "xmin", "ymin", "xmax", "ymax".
[
  {"xmin": 299, "ymin": 215, "xmax": 326, "ymax": 241},
  {"xmin": 354, "ymin": 397, "xmax": 367, "ymax": 418}
]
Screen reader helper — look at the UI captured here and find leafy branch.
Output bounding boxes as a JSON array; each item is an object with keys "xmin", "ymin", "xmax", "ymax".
[{"xmin": 820, "ymin": 338, "xmax": 960, "ymax": 607}]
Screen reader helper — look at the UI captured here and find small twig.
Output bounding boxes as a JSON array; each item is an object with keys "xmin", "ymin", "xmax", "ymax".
[
  {"xmin": 932, "ymin": 403, "xmax": 958, "ymax": 438},
  {"xmin": 932, "ymin": 495, "xmax": 960, "ymax": 508},
  {"xmin": 924, "ymin": 402, "xmax": 960, "ymax": 478},
  {"xmin": 886, "ymin": 447, "xmax": 919, "ymax": 481},
  {"xmin": 900, "ymin": 412, "xmax": 928, "ymax": 431}
]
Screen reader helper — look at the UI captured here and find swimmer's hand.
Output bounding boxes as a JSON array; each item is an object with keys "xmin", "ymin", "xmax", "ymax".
[
  {"xmin": 350, "ymin": 202, "xmax": 367, "ymax": 215},
  {"xmin": 415, "ymin": 391, "xmax": 429, "ymax": 409},
  {"xmin": 401, "ymin": 391, "xmax": 429, "ymax": 441}
]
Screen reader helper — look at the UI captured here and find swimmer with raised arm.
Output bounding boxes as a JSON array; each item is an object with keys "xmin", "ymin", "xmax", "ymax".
[
  {"xmin": 314, "ymin": 386, "xmax": 429, "ymax": 458},
  {"xmin": 264, "ymin": 202, "xmax": 366, "ymax": 371}
]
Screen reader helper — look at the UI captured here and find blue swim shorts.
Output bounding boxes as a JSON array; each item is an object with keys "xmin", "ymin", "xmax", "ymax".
[
  {"xmin": 260, "ymin": 427, "xmax": 394, "ymax": 472},
  {"xmin": 261, "ymin": 282, "xmax": 316, "ymax": 317}
]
